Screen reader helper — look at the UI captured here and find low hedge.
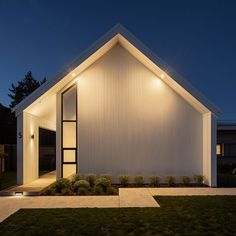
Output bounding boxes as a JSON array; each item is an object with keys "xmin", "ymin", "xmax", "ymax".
[{"xmin": 41, "ymin": 173, "xmax": 207, "ymax": 196}]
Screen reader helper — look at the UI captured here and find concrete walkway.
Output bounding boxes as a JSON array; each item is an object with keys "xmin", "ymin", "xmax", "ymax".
[
  {"xmin": 0, "ymin": 171, "xmax": 56, "ymax": 195},
  {"xmin": 0, "ymin": 196, "xmax": 120, "ymax": 223},
  {"xmin": 149, "ymin": 187, "xmax": 236, "ymax": 196},
  {"xmin": 119, "ymin": 188, "xmax": 159, "ymax": 207},
  {"xmin": 0, "ymin": 187, "xmax": 236, "ymax": 223}
]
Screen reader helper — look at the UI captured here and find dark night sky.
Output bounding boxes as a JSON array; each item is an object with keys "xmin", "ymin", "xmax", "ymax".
[{"xmin": 0, "ymin": 0, "xmax": 236, "ymax": 119}]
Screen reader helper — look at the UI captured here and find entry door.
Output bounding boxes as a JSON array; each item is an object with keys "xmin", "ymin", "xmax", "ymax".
[{"xmin": 39, "ymin": 128, "xmax": 56, "ymax": 176}]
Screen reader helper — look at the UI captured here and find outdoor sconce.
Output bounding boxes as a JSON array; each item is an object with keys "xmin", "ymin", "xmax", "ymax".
[
  {"xmin": 31, "ymin": 134, "xmax": 34, "ymax": 139},
  {"xmin": 18, "ymin": 132, "xmax": 22, "ymax": 139},
  {"xmin": 15, "ymin": 192, "xmax": 23, "ymax": 197}
]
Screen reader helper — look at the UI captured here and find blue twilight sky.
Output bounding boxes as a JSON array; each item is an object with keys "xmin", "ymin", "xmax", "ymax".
[{"xmin": 0, "ymin": 0, "xmax": 236, "ymax": 119}]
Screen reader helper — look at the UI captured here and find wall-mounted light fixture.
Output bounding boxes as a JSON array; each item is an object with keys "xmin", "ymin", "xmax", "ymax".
[
  {"xmin": 15, "ymin": 192, "xmax": 23, "ymax": 197},
  {"xmin": 72, "ymin": 72, "xmax": 76, "ymax": 77},
  {"xmin": 31, "ymin": 134, "xmax": 34, "ymax": 139},
  {"xmin": 160, "ymin": 74, "xmax": 165, "ymax": 78},
  {"xmin": 18, "ymin": 132, "xmax": 22, "ymax": 139}
]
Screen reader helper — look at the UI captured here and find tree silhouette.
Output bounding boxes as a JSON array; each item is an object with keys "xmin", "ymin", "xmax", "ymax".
[{"xmin": 8, "ymin": 71, "xmax": 46, "ymax": 108}]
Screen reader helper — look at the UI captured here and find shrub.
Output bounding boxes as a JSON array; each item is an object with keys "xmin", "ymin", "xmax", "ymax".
[
  {"xmin": 118, "ymin": 175, "xmax": 129, "ymax": 187},
  {"xmin": 78, "ymin": 187, "xmax": 88, "ymax": 195},
  {"xmin": 61, "ymin": 188, "xmax": 72, "ymax": 196},
  {"xmin": 78, "ymin": 180, "xmax": 90, "ymax": 188},
  {"xmin": 41, "ymin": 183, "xmax": 56, "ymax": 195},
  {"xmin": 134, "ymin": 175, "xmax": 144, "ymax": 186},
  {"xmin": 94, "ymin": 185, "xmax": 104, "ymax": 195},
  {"xmin": 165, "ymin": 176, "xmax": 176, "ymax": 186},
  {"xmin": 73, "ymin": 180, "xmax": 90, "ymax": 192},
  {"xmin": 85, "ymin": 173, "xmax": 96, "ymax": 186},
  {"xmin": 55, "ymin": 178, "xmax": 71, "ymax": 193},
  {"xmin": 71, "ymin": 174, "xmax": 80, "ymax": 183},
  {"xmin": 193, "ymin": 175, "xmax": 204, "ymax": 185},
  {"xmin": 106, "ymin": 186, "xmax": 117, "ymax": 195},
  {"xmin": 149, "ymin": 176, "xmax": 160, "ymax": 187},
  {"xmin": 232, "ymin": 168, "xmax": 236, "ymax": 175},
  {"xmin": 95, "ymin": 177, "xmax": 111, "ymax": 187},
  {"xmin": 42, "ymin": 187, "xmax": 54, "ymax": 196},
  {"xmin": 181, "ymin": 176, "xmax": 191, "ymax": 185},
  {"xmin": 95, "ymin": 177, "xmax": 111, "ymax": 192},
  {"xmin": 100, "ymin": 173, "xmax": 112, "ymax": 182}
]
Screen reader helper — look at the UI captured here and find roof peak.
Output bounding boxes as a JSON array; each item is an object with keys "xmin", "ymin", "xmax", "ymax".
[{"xmin": 12, "ymin": 24, "xmax": 220, "ymax": 116}]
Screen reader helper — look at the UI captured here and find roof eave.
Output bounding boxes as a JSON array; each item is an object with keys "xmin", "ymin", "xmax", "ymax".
[{"xmin": 12, "ymin": 23, "xmax": 221, "ymax": 117}]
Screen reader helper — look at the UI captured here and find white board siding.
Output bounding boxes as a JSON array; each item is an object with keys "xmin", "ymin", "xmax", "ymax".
[
  {"xmin": 77, "ymin": 43, "xmax": 203, "ymax": 179},
  {"xmin": 17, "ymin": 112, "xmax": 56, "ymax": 184}
]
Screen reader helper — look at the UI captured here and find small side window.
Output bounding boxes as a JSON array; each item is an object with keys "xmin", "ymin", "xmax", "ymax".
[{"xmin": 216, "ymin": 144, "xmax": 222, "ymax": 156}]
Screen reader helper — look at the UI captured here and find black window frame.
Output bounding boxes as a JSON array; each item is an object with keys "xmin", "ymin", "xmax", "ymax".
[{"xmin": 61, "ymin": 84, "xmax": 78, "ymax": 177}]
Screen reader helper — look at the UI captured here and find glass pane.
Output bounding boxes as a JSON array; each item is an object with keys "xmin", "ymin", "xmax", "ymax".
[
  {"xmin": 63, "ymin": 150, "xmax": 76, "ymax": 162},
  {"xmin": 63, "ymin": 164, "xmax": 76, "ymax": 177},
  {"xmin": 216, "ymin": 144, "xmax": 221, "ymax": 155},
  {"xmin": 63, "ymin": 86, "xmax": 77, "ymax": 120},
  {"xmin": 63, "ymin": 122, "xmax": 76, "ymax": 148}
]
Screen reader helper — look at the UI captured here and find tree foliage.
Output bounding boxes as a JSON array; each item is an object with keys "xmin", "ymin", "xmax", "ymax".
[{"xmin": 8, "ymin": 71, "xmax": 46, "ymax": 108}]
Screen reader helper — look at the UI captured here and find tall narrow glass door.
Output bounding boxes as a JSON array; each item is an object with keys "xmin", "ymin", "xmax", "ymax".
[{"xmin": 61, "ymin": 84, "xmax": 77, "ymax": 177}]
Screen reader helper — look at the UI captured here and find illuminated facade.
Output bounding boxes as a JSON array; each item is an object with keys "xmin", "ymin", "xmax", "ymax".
[{"xmin": 13, "ymin": 25, "xmax": 220, "ymax": 186}]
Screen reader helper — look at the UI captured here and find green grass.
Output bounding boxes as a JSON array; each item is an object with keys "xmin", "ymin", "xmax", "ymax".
[
  {"xmin": 0, "ymin": 171, "xmax": 16, "ymax": 190},
  {"xmin": 0, "ymin": 196, "xmax": 236, "ymax": 235}
]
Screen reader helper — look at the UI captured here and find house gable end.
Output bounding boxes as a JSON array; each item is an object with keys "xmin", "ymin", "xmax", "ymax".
[{"xmin": 12, "ymin": 24, "xmax": 220, "ymax": 117}]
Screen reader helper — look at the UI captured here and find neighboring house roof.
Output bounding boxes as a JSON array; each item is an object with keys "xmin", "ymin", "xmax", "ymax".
[
  {"xmin": 12, "ymin": 24, "xmax": 221, "ymax": 116},
  {"xmin": 217, "ymin": 120, "xmax": 236, "ymax": 130}
]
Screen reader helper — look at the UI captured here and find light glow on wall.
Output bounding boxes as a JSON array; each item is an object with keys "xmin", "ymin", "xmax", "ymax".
[
  {"xmin": 72, "ymin": 72, "xmax": 76, "ymax": 77},
  {"xmin": 154, "ymin": 78, "xmax": 162, "ymax": 87}
]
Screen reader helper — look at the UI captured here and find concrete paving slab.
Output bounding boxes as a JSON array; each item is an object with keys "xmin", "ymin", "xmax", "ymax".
[
  {"xmin": 119, "ymin": 188, "xmax": 160, "ymax": 207},
  {"xmin": 149, "ymin": 187, "xmax": 236, "ymax": 196}
]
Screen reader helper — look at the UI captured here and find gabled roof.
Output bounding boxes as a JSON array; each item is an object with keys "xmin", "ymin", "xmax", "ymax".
[{"xmin": 13, "ymin": 24, "xmax": 220, "ymax": 116}]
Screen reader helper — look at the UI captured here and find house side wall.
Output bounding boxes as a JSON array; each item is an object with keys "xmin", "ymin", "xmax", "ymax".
[
  {"xmin": 203, "ymin": 113, "xmax": 217, "ymax": 186},
  {"xmin": 77, "ymin": 44, "xmax": 204, "ymax": 181},
  {"xmin": 211, "ymin": 115, "xmax": 217, "ymax": 186},
  {"xmin": 56, "ymin": 92, "xmax": 61, "ymax": 179},
  {"xmin": 17, "ymin": 112, "xmax": 56, "ymax": 184}
]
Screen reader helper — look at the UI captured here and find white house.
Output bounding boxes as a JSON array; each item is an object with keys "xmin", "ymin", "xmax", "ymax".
[{"xmin": 13, "ymin": 24, "xmax": 220, "ymax": 186}]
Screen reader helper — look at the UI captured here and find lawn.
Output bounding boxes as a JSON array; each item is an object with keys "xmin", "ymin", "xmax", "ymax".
[
  {"xmin": 0, "ymin": 196, "xmax": 236, "ymax": 236},
  {"xmin": 0, "ymin": 171, "xmax": 16, "ymax": 190}
]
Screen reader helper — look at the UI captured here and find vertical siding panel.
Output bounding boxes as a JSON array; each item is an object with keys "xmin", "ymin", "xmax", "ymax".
[{"xmin": 77, "ymin": 44, "xmax": 203, "ymax": 179}]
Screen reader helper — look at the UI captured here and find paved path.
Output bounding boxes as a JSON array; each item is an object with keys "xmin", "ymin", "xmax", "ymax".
[
  {"xmin": 0, "ymin": 196, "xmax": 120, "ymax": 223},
  {"xmin": 1, "ymin": 171, "xmax": 56, "ymax": 194},
  {"xmin": 1, "ymin": 187, "xmax": 236, "ymax": 223},
  {"xmin": 119, "ymin": 188, "xmax": 159, "ymax": 207},
  {"xmin": 149, "ymin": 187, "xmax": 236, "ymax": 196}
]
